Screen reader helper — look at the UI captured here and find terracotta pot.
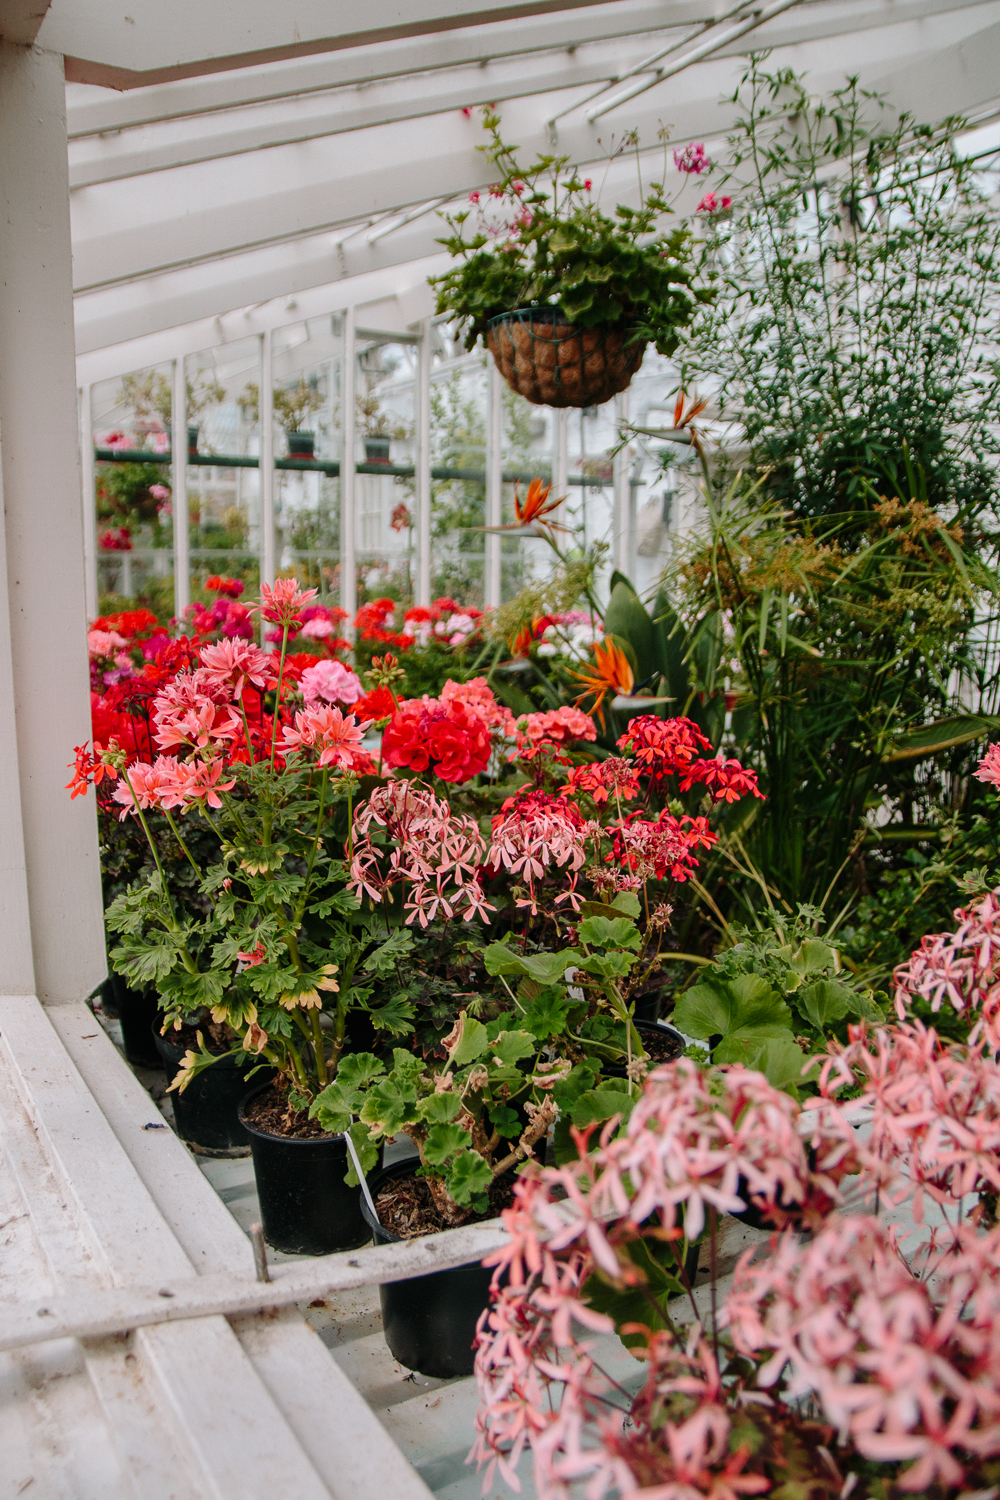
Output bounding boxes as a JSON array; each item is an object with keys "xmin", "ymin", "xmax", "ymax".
[{"xmin": 486, "ymin": 306, "xmax": 646, "ymax": 408}]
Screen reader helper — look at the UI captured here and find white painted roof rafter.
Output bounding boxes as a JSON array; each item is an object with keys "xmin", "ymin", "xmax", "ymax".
[{"xmin": 68, "ymin": 0, "xmax": 1000, "ymax": 367}]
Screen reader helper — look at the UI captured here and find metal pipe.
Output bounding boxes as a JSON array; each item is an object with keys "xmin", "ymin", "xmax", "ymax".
[
  {"xmin": 588, "ymin": 0, "xmax": 802, "ymax": 122},
  {"xmin": 259, "ymin": 328, "xmax": 275, "ymax": 590},
  {"xmin": 171, "ymin": 358, "xmax": 189, "ymax": 616},
  {"xmin": 485, "ymin": 361, "xmax": 503, "ymax": 609},
  {"xmin": 547, "ymin": 0, "xmax": 756, "ymax": 132},
  {"xmin": 341, "ymin": 307, "xmax": 357, "ymax": 627},
  {"xmin": 416, "ymin": 317, "xmax": 432, "ymax": 607},
  {"xmin": 93, "ymin": 448, "xmax": 607, "ymax": 486}
]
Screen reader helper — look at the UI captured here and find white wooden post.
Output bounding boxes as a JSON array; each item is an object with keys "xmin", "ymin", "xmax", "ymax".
[
  {"xmin": 613, "ymin": 390, "xmax": 631, "ymax": 578},
  {"xmin": 259, "ymin": 327, "xmax": 275, "ymax": 592},
  {"xmin": 0, "ymin": 42, "xmax": 105, "ymax": 1003},
  {"xmin": 171, "ymin": 356, "xmax": 190, "ymax": 618},
  {"xmin": 556, "ymin": 408, "xmax": 569, "ymax": 499},
  {"xmin": 341, "ymin": 307, "xmax": 357, "ymax": 626},
  {"xmin": 79, "ymin": 385, "xmax": 99, "ymax": 621},
  {"xmin": 485, "ymin": 360, "xmax": 503, "ymax": 608},
  {"xmin": 416, "ymin": 317, "xmax": 432, "ymax": 608}
]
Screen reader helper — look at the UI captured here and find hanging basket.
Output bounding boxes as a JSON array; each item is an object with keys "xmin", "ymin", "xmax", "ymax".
[{"xmin": 486, "ymin": 306, "xmax": 646, "ymax": 409}]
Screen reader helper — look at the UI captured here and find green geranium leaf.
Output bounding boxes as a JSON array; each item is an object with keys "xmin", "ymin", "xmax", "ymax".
[
  {"xmin": 490, "ymin": 1030, "xmax": 536, "ymax": 1066},
  {"xmin": 418, "ymin": 1091, "xmax": 463, "ymax": 1125},
  {"xmin": 309, "ymin": 1081, "xmax": 356, "ymax": 1134},
  {"xmin": 521, "ymin": 989, "xmax": 573, "ymax": 1040},
  {"xmin": 483, "ymin": 943, "xmax": 578, "ymax": 985},
  {"xmin": 343, "ymin": 1120, "xmax": 380, "ymax": 1187},
  {"xmin": 715, "ymin": 1035, "xmax": 814, "ymax": 1092},
  {"xmin": 336, "ymin": 1053, "xmax": 385, "ymax": 1090},
  {"xmin": 424, "ymin": 1122, "xmax": 474, "ymax": 1165},
  {"xmin": 577, "ymin": 951, "xmax": 636, "ymax": 979},
  {"xmin": 612, "ymin": 891, "xmax": 641, "ymax": 918},
  {"xmin": 359, "ymin": 1078, "xmax": 418, "ymax": 1136},
  {"xmin": 488, "ymin": 1103, "xmax": 522, "ymax": 1139},
  {"xmin": 794, "ymin": 979, "xmax": 853, "ymax": 1028},
  {"xmin": 570, "ymin": 1087, "xmax": 636, "ymax": 1128},
  {"xmin": 789, "ymin": 940, "xmax": 837, "ymax": 977},
  {"xmin": 675, "ymin": 974, "xmax": 790, "ymax": 1040},
  {"xmin": 578, "ymin": 915, "xmax": 641, "ymax": 951},
  {"xmin": 444, "ymin": 1149, "xmax": 493, "ymax": 1208},
  {"xmin": 450, "ymin": 1014, "xmax": 490, "ymax": 1067}
]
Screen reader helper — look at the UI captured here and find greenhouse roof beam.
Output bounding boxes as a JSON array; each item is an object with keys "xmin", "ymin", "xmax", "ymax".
[
  {"xmin": 38, "ymin": 0, "xmax": 629, "ymax": 90},
  {"xmin": 62, "ymin": 0, "xmax": 697, "ymax": 135},
  {"xmin": 68, "ymin": 2, "xmax": 1000, "ymax": 299},
  {"xmin": 65, "ymin": 0, "xmax": 993, "ymax": 190}
]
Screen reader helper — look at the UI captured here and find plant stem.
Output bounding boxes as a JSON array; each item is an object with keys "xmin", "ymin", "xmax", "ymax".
[{"xmin": 270, "ymin": 622, "xmax": 291, "ymax": 770}]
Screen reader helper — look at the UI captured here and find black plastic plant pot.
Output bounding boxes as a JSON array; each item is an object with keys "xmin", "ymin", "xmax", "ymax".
[
  {"xmin": 112, "ymin": 976, "xmax": 162, "ymax": 1069},
  {"xmin": 238, "ymin": 1083, "xmax": 371, "ymax": 1255},
  {"xmin": 154, "ymin": 1026, "xmax": 268, "ymax": 1153},
  {"xmin": 363, "ymin": 436, "xmax": 391, "ymax": 464},
  {"xmin": 287, "ymin": 430, "xmax": 315, "ymax": 457},
  {"xmin": 606, "ymin": 1020, "xmax": 686, "ymax": 1080},
  {"xmin": 360, "ymin": 1159, "xmax": 496, "ymax": 1379}
]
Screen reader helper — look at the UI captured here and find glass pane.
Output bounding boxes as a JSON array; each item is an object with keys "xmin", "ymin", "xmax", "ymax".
[
  {"xmin": 355, "ymin": 334, "xmax": 418, "ymax": 607},
  {"xmin": 91, "ymin": 362, "xmax": 175, "ymax": 621},
  {"xmin": 184, "ymin": 337, "xmax": 261, "ymax": 611},
  {"xmin": 272, "ymin": 314, "xmax": 344, "ymax": 608},
  {"xmin": 429, "ymin": 331, "xmax": 488, "ymax": 607}
]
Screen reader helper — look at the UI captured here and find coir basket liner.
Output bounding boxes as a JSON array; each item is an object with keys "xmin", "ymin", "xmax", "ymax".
[{"xmin": 486, "ymin": 305, "xmax": 646, "ymax": 408}]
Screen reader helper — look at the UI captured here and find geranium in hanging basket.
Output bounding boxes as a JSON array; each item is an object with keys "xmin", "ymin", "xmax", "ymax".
[
  {"xmin": 486, "ymin": 305, "xmax": 645, "ymax": 408},
  {"xmin": 431, "ymin": 108, "xmax": 711, "ymax": 408}
]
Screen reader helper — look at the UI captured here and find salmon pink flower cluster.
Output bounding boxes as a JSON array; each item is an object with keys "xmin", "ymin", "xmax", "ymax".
[
  {"xmin": 279, "ymin": 706, "xmax": 373, "ymax": 773},
  {"xmin": 893, "ymin": 890, "xmax": 1000, "ymax": 1050},
  {"xmin": 349, "ymin": 779, "xmax": 494, "ymax": 926},
  {"xmin": 471, "ymin": 1061, "xmax": 853, "ymax": 1498},
  {"xmin": 487, "ymin": 788, "xmax": 591, "ymax": 912},
  {"xmin": 726, "ymin": 1216, "xmax": 1000, "ymax": 1493},
  {"xmin": 471, "ymin": 1015, "xmax": 1000, "ymax": 1500},
  {"xmin": 515, "ymin": 705, "xmax": 597, "ymax": 751}
]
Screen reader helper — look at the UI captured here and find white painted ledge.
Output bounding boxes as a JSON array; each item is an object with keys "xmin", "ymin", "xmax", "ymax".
[{"xmin": 0, "ymin": 994, "xmax": 433, "ymax": 1500}]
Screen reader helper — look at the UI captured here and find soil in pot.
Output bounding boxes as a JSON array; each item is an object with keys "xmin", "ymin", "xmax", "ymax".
[
  {"xmin": 486, "ymin": 306, "xmax": 646, "ymax": 408},
  {"xmin": 155, "ymin": 1022, "xmax": 269, "ymax": 1153},
  {"xmin": 111, "ymin": 975, "xmax": 162, "ymax": 1069},
  {"xmin": 361, "ymin": 1159, "xmax": 515, "ymax": 1379},
  {"xmin": 239, "ymin": 1082, "xmax": 372, "ymax": 1255},
  {"xmin": 605, "ymin": 1020, "xmax": 685, "ymax": 1079}
]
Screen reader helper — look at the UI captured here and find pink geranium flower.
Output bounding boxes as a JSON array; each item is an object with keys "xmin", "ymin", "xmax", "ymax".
[
  {"xmin": 300, "ymin": 659, "xmax": 364, "ymax": 706},
  {"xmin": 975, "ymin": 742, "xmax": 1000, "ymax": 787},
  {"xmin": 198, "ymin": 639, "xmax": 274, "ymax": 698},
  {"xmin": 250, "ymin": 578, "xmax": 318, "ymax": 628},
  {"xmin": 278, "ymin": 706, "xmax": 369, "ymax": 770}
]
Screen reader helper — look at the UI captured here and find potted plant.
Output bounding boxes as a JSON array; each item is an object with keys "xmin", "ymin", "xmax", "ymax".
[
  {"xmin": 239, "ymin": 377, "xmax": 325, "ymax": 458},
  {"xmin": 431, "ymin": 108, "xmax": 708, "ymax": 407},
  {"xmin": 357, "ymin": 393, "xmax": 409, "ymax": 464},
  {"xmin": 309, "ymin": 1011, "xmax": 568, "ymax": 1377},
  {"xmin": 72, "ymin": 581, "xmax": 417, "ymax": 1250}
]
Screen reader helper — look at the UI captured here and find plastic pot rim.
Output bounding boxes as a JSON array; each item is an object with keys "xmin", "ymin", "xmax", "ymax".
[{"xmin": 237, "ymin": 1079, "xmax": 347, "ymax": 1149}]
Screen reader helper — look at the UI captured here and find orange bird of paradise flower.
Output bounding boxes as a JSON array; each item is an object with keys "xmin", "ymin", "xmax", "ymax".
[
  {"xmin": 569, "ymin": 638, "xmax": 634, "ymax": 725},
  {"xmin": 514, "ymin": 477, "xmax": 570, "ymax": 531},
  {"xmin": 672, "ymin": 389, "xmax": 709, "ymax": 457}
]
